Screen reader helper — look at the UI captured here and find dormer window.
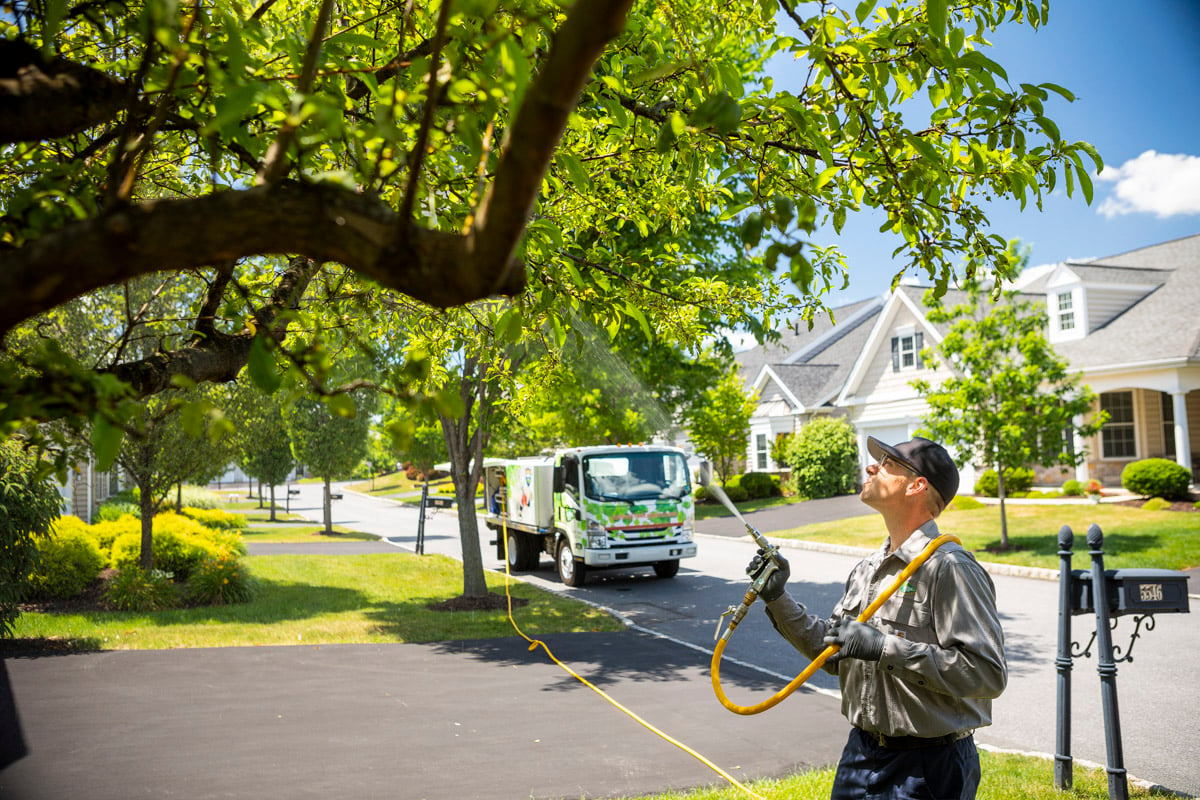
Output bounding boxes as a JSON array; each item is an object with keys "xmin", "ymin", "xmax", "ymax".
[
  {"xmin": 890, "ymin": 331, "xmax": 924, "ymax": 372},
  {"xmin": 1057, "ymin": 292, "xmax": 1075, "ymax": 332}
]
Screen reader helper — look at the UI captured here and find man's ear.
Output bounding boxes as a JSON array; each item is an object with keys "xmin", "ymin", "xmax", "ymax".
[{"xmin": 906, "ymin": 476, "xmax": 929, "ymax": 498}]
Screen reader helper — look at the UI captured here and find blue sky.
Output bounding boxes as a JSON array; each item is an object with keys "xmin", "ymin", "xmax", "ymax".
[{"xmin": 767, "ymin": 0, "xmax": 1200, "ymax": 307}]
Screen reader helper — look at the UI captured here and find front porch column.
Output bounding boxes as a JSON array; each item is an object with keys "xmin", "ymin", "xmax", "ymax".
[{"xmin": 1172, "ymin": 391, "xmax": 1192, "ymax": 475}]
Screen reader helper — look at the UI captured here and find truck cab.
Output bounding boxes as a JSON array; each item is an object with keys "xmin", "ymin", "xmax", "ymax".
[{"xmin": 483, "ymin": 445, "xmax": 697, "ymax": 586}]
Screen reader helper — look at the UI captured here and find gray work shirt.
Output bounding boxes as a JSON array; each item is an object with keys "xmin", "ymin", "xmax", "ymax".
[{"xmin": 764, "ymin": 520, "xmax": 1007, "ymax": 738}]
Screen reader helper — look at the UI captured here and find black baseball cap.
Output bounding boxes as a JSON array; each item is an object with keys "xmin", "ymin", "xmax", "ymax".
[{"xmin": 867, "ymin": 436, "xmax": 959, "ymax": 504}]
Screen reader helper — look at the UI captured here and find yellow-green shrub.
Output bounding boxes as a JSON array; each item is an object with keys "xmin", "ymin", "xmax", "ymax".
[
  {"xmin": 109, "ymin": 513, "xmax": 230, "ymax": 580},
  {"xmin": 29, "ymin": 526, "xmax": 105, "ymax": 599},
  {"xmin": 179, "ymin": 506, "xmax": 247, "ymax": 530},
  {"xmin": 89, "ymin": 516, "xmax": 141, "ymax": 557}
]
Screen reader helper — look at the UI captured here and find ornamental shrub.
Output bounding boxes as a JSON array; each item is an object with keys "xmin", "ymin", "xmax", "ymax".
[
  {"xmin": 96, "ymin": 500, "xmax": 140, "ymax": 521},
  {"xmin": 1141, "ymin": 497, "xmax": 1172, "ymax": 511},
  {"xmin": 974, "ymin": 467, "xmax": 1035, "ymax": 497},
  {"xmin": 186, "ymin": 554, "xmax": 252, "ymax": 605},
  {"xmin": 104, "ymin": 567, "xmax": 178, "ymax": 611},
  {"xmin": 89, "ymin": 516, "xmax": 140, "ymax": 558},
  {"xmin": 179, "ymin": 507, "xmax": 247, "ymax": 530},
  {"xmin": 722, "ymin": 484, "xmax": 749, "ymax": 503},
  {"xmin": 1061, "ymin": 479, "xmax": 1085, "ymax": 497},
  {"xmin": 735, "ymin": 472, "xmax": 779, "ymax": 500},
  {"xmin": 0, "ymin": 437, "xmax": 63, "ymax": 637},
  {"xmin": 1121, "ymin": 458, "xmax": 1191, "ymax": 501},
  {"xmin": 109, "ymin": 513, "xmax": 229, "ymax": 579},
  {"xmin": 784, "ymin": 417, "xmax": 858, "ymax": 499},
  {"xmin": 28, "ymin": 526, "xmax": 105, "ymax": 599}
]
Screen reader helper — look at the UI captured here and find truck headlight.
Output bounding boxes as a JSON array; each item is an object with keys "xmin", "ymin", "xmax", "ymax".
[
  {"xmin": 587, "ymin": 521, "xmax": 608, "ymax": 549},
  {"xmin": 677, "ymin": 527, "xmax": 693, "ymax": 543}
]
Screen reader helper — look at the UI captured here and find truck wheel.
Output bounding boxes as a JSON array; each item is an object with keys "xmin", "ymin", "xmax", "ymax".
[
  {"xmin": 556, "ymin": 540, "xmax": 587, "ymax": 587},
  {"xmin": 653, "ymin": 560, "xmax": 680, "ymax": 579},
  {"xmin": 506, "ymin": 532, "xmax": 527, "ymax": 571}
]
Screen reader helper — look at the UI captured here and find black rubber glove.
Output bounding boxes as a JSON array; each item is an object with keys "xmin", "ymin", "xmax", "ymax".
[
  {"xmin": 746, "ymin": 549, "xmax": 789, "ymax": 602},
  {"xmin": 824, "ymin": 619, "xmax": 885, "ymax": 664}
]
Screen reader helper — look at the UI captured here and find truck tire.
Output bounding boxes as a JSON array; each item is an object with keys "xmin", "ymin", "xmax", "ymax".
[
  {"xmin": 505, "ymin": 532, "xmax": 539, "ymax": 571},
  {"xmin": 556, "ymin": 539, "xmax": 587, "ymax": 587},
  {"xmin": 653, "ymin": 560, "xmax": 680, "ymax": 579}
]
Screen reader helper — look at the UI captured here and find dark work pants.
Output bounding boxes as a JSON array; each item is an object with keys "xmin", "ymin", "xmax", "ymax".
[{"xmin": 829, "ymin": 727, "xmax": 980, "ymax": 800}]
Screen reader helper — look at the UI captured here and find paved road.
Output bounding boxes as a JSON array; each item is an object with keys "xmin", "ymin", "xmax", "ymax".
[{"xmin": 4, "ymin": 486, "xmax": 1198, "ymax": 798}]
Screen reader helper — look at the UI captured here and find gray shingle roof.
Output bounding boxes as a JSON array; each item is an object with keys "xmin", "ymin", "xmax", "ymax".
[{"xmin": 1056, "ymin": 233, "xmax": 1200, "ymax": 365}]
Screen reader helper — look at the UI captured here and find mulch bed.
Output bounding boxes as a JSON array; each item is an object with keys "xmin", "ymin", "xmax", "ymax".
[
  {"xmin": 1112, "ymin": 498, "xmax": 1198, "ymax": 512},
  {"xmin": 427, "ymin": 593, "xmax": 528, "ymax": 612}
]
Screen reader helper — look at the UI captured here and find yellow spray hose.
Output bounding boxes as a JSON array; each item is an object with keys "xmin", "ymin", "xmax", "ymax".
[
  {"xmin": 712, "ymin": 533, "xmax": 962, "ymax": 716},
  {"xmin": 499, "ymin": 516, "xmax": 768, "ymax": 800}
]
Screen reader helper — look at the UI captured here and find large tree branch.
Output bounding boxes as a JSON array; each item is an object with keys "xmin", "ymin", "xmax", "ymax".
[
  {"xmin": 466, "ymin": 0, "xmax": 635, "ymax": 292},
  {"xmin": 0, "ymin": 39, "xmax": 126, "ymax": 144},
  {"xmin": 0, "ymin": 181, "xmax": 525, "ymax": 339},
  {"xmin": 106, "ymin": 256, "xmax": 321, "ymax": 396}
]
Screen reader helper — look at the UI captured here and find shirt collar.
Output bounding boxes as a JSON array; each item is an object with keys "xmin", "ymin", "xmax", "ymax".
[{"xmin": 883, "ymin": 519, "xmax": 941, "ymax": 565}]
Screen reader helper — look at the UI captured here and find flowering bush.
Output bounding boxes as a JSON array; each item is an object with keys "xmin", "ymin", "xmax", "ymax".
[
  {"xmin": 29, "ymin": 525, "xmax": 105, "ymax": 599},
  {"xmin": 1086, "ymin": 479, "xmax": 1103, "ymax": 496},
  {"xmin": 186, "ymin": 554, "xmax": 252, "ymax": 605},
  {"xmin": 104, "ymin": 567, "xmax": 178, "ymax": 611}
]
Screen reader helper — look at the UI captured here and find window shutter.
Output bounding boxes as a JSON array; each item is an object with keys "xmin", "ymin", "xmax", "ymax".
[
  {"xmin": 890, "ymin": 337, "xmax": 900, "ymax": 372},
  {"xmin": 914, "ymin": 332, "xmax": 924, "ymax": 368}
]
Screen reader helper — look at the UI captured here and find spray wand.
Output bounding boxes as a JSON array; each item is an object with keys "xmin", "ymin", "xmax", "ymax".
[
  {"xmin": 700, "ymin": 463, "xmax": 784, "ymax": 643},
  {"xmin": 701, "ymin": 462, "xmax": 962, "ymax": 715}
]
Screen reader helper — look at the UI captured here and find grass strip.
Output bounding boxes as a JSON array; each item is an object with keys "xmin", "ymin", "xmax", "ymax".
[
  {"xmin": 13, "ymin": 553, "xmax": 623, "ymax": 649},
  {"xmin": 616, "ymin": 750, "xmax": 1168, "ymax": 799},
  {"xmin": 772, "ymin": 504, "xmax": 1200, "ymax": 571}
]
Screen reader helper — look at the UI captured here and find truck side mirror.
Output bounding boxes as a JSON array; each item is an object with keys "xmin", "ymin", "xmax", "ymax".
[{"xmin": 552, "ymin": 465, "xmax": 565, "ymax": 493}]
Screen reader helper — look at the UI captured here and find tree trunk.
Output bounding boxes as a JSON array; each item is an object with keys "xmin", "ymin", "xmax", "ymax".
[
  {"xmin": 269, "ymin": 484, "xmax": 277, "ymax": 522},
  {"xmin": 323, "ymin": 477, "xmax": 333, "ymax": 534},
  {"xmin": 139, "ymin": 480, "xmax": 155, "ymax": 572},
  {"xmin": 176, "ymin": 481, "xmax": 183, "ymax": 512},
  {"xmin": 454, "ymin": 470, "xmax": 488, "ymax": 598},
  {"xmin": 997, "ymin": 463, "xmax": 1010, "ymax": 549},
  {"xmin": 258, "ymin": 479, "xmax": 265, "ymax": 508}
]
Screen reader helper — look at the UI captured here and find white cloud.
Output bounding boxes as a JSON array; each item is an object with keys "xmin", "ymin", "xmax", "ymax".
[{"xmin": 1096, "ymin": 150, "xmax": 1200, "ymax": 218}]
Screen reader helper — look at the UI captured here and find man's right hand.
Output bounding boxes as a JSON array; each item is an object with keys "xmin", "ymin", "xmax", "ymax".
[{"xmin": 746, "ymin": 549, "xmax": 790, "ymax": 602}]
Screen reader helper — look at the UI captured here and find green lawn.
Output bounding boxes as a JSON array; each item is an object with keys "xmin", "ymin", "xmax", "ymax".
[
  {"xmin": 13, "ymin": 553, "xmax": 622, "ymax": 649},
  {"xmin": 616, "ymin": 750, "xmax": 1164, "ymax": 800},
  {"xmin": 773, "ymin": 503, "xmax": 1200, "ymax": 571},
  {"xmin": 239, "ymin": 524, "xmax": 379, "ymax": 543}
]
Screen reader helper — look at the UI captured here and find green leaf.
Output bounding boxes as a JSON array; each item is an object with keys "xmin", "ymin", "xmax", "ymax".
[
  {"xmin": 325, "ymin": 393, "xmax": 357, "ymax": 418},
  {"xmin": 247, "ymin": 335, "xmax": 281, "ymax": 395},
  {"xmin": 624, "ymin": 302, "xmax": 653, "ymax": 342},
  {"xmin": 815, "ymin": 165, "xmax": 839, "ymax": 190},
  {"xmin": 789, "ymin": 251, "xmax": 814, "ymax": 294},
  {"xmin": 739, "ymin": 213, "xmax": 763, "ymax": 247},
  {"xmin": 926, "ymin": 0, "xmax": 947, "ymax": 40},
  {"xmin": 688, "ymin": 92, "xmax": 742, "ymax": 134},
  {"xmin": 433, "ymin": 386, "xmax": 466, "ymax": 419},
  {"xmin": 1039, "ymin": 82, "xmax": 1076, "ymax": 102},
  {"xmin": 855, "ymin": 0, "xmax": 877, "ymax": 23},
  {"xmin": 91, "ymin": 414, "xmax": 123, "ymax": 472},
  {"xmin": 1075, "ymin": 163, "xmax": 1094, "ymax": 204},
  {"xmin": 495, "ymin": 308, "xmax": 524, "ymax": 343},
  {"xmin": 558, "ymin": 152, "xmax": 591, "ymax": 191},
  {"xmin": 201, "ymin": 82, "xmax": 261, "ymax": 137}
]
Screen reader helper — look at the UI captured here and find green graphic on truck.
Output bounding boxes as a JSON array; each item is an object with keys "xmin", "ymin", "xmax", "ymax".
[{"xmin": 483, "ymin": 445, "xmax": 697, "ymax": 586}]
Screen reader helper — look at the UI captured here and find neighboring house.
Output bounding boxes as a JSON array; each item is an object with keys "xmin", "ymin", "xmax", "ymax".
[
  {"xmin": 735, "ymin": 233, "xmax": 1200, "ymax": 492},
  {"xmin": 56, "ymin": 454, "xmax": 121, "ymax": 523}
]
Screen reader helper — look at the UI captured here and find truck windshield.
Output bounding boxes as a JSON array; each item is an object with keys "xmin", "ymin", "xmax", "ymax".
[{"xmin": 581, "ymin": 452, "xmax": 691, "ymax": 502}]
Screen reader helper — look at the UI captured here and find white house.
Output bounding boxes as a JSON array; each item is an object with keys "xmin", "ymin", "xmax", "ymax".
[{"xmin": 736, "ymin": 234, "xmax": 1200, "ymax": 492}]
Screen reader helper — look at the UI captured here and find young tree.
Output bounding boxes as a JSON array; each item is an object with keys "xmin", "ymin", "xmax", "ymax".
[
  {"xmin": 117, "ymin": 387, "xmax": 234, "ymax": 569},
  {"xmin": 285, "ymin": 393, "xmax": 372, "ymax": 535},
  {"xmin": 2, "ymin": 0, "xmax": 1098, "ymax": 458},
  {"xmin": 0, "ymin": 438, "xmax": 62, "ymax": 636},
  {"xmin": 912, "ymin": 275, "xmax": 1103, "ymax": 548},
  {"xmin": 227, "ymin": 382, "xmax": 295, "ymax": 521},
  {"xmin": 684, "ymin": 369, "xmax": 757, "ymax": 486}
]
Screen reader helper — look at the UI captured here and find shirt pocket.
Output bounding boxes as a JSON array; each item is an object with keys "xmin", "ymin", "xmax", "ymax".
[{"xmin": 878, "ymin": 586, "xmax": 936, "ymax": 644}]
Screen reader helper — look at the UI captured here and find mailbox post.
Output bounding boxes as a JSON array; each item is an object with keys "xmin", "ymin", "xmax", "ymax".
[{"xmin": 1055, "ymin": 524, "xmax": 1191, "ymax": 800}]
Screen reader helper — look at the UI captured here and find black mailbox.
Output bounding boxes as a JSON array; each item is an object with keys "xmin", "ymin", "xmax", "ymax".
[{"xmin": 1069, "ymin": 568, "xmax": 1191, "ymax": 616}]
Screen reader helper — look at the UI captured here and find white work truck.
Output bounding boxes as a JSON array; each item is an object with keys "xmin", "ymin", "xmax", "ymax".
[{"xmin": 483, "ymin": 444, "xmax": 697, "ymax": 586}]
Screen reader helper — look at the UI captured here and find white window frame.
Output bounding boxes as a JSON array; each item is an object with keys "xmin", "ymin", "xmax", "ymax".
[
  {"xmin": 1100, "ymin": 391, "xmax": 1137, "ymax": 460},
  {"xmin": 1057, "ymin": 291, "xmax": 1075, "ymax": 332}
]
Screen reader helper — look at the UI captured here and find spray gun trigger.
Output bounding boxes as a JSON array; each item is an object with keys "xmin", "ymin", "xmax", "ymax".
[{"xmin": 714, "ymin": 605, "xmax": 737, "ymax": 641}]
